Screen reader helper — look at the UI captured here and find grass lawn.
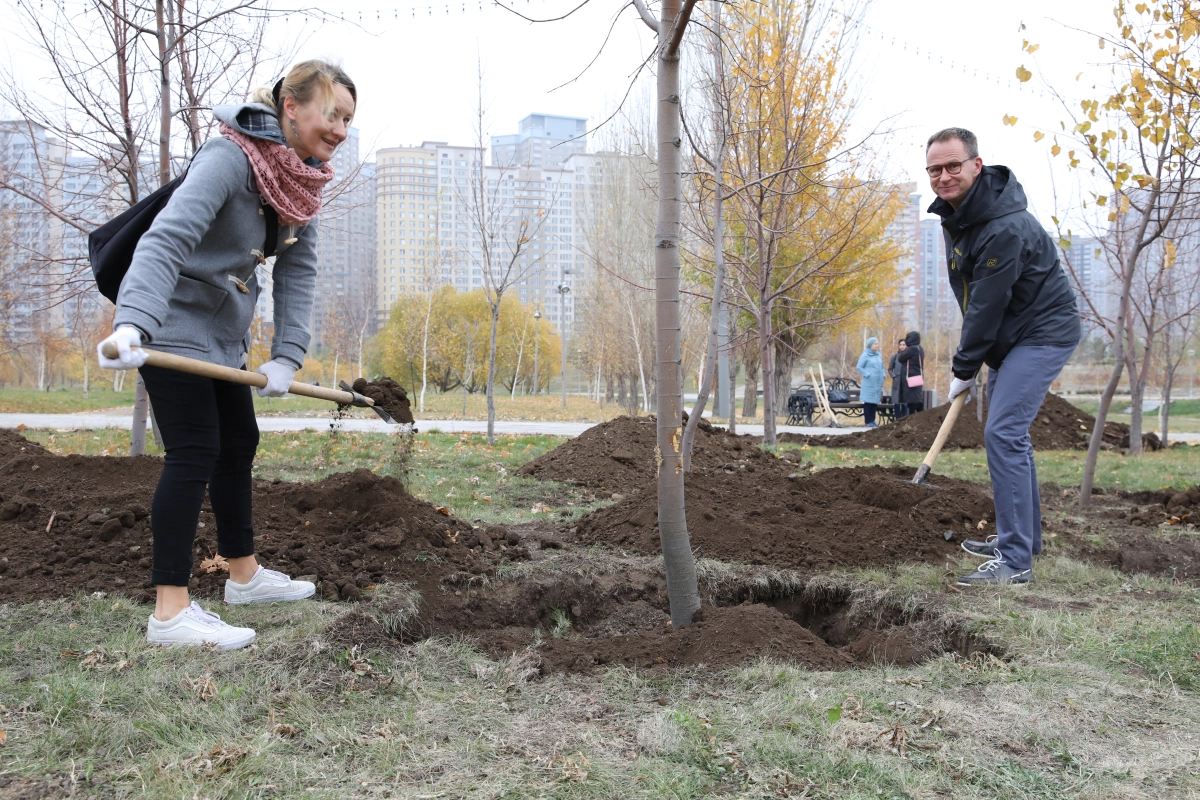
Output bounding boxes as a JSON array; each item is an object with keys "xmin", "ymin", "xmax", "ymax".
[{"xmin": 4, "ymin": 430, "xmax": 1200, "ymax": 797}]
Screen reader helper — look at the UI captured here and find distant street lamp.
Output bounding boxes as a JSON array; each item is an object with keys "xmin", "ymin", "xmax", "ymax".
[
  {"xmin": 533, "ymin": 309, "xmax": 541, "ymax": 396},
  {"xmin": 556, "ymin": 269, "xmax": 571, "ymax": 408}
]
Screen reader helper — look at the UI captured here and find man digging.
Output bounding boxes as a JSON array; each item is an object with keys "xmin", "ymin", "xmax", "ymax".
[{"xmin": 925, "ymin": 127, "xmax": 1082, "ymax": 586}]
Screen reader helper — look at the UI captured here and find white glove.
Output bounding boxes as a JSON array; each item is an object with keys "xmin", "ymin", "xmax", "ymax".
[
  {"xmin": 948, "ymin": 376, "xmax": 975, "ymax": 403},
  {"xmin": 255, "ymin": 359, "xmax": 296, "ymax": 398},
  {"xmin": 97, "ymin": 325, "xmax": 149, "ymax": 370}
]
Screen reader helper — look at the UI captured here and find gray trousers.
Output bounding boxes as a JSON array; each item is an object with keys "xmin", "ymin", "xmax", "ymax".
[{"xmin": 985, "ymin": 344, "xmax": 1077, "ymax": 570}]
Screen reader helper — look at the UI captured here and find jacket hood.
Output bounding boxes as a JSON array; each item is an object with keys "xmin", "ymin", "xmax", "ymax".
[
  {"xmin": 212, "ymin": 102, "xmax": 322, "ymax": 166},
  {"xmin": 213, "ymin": 103, "xmax": 286, "ymax": 145},
  {"xmin": 928, "ymin": 165, "xmax": 1028, "ymax": 236},
  {"xmin": 904, "ymin": 331, "xmax": 921, "ymax": 346}
]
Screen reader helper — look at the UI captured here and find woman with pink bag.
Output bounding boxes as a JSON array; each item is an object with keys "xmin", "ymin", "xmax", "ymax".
[{"xmin": 894, "ymin": 330, "xmax": 925, "ymax": 414}]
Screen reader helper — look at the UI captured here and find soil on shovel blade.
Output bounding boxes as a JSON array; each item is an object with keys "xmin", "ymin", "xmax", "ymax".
[
  {"xmin": 0, "ymin": 433, "xmax": 523, "ymax": 603},
  {"xmin": 516, "ymin": 414, "xmax": 784, "ymax": 494},
  {"xmin": 351, "ymin": 377, "xmax": 415, "ymax": 424},
  {"xmin": 782, "ymin": 393, "xmax": 1161, "ymax": 452},
  {"xmin": 572, "ymin": 464, "xmax": 996, "ymax": 572}
]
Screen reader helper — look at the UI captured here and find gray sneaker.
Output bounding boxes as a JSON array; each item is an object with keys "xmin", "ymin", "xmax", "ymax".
[
  {"xmin": 957, "ymin": 555, "xmax": 1032, "ymax": 586},
  {"xmin": 961, "ymin": 536, "xmax": 998, "ymax": 558}
]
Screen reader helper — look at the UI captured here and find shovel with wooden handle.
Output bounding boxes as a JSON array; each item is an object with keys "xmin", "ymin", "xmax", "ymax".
[
  {"xmin": 909, "ymin": 391, "xmax": 969, "ymax": 486},
  {"xmin": 100, "ymin": 342, "xmax": 398, "ymax": 424}
]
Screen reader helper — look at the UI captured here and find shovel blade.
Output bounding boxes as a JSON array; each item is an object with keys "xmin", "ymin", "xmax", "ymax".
[{"xmin": 338, "ymin": 380, "xmax": 397, "ymax": 424}]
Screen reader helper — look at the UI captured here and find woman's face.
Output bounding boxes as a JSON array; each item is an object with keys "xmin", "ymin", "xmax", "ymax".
[
  {"xmin": 870, "ymin": 341, "xmax": 880, "ymax": 352},
  {"xmin": 284, "ymin": 83, "xmax": 355, "ymax": 163},
  {"xmin": 898, "ymin": 341, "xmax": 907, "ymax": 352}
]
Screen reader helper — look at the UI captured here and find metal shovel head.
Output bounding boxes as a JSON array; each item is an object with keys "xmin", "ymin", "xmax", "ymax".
[
  {"xmin": 903, "ymin": 463, "xmax": 940, "ymax": 489},
  {"xmin": 338, "ymin": 380, "xmax": 397, "ymax": 424}
]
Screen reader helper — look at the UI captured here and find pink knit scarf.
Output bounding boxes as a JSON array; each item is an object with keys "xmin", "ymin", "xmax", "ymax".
[{"xmin": 219, "ymin": 122, "xmax": 334, "ymax": 226}]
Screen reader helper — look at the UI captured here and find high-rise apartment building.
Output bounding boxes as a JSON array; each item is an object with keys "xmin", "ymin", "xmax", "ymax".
[
  {"xmin": 1059, "ymin": 236, "xmax": 1111, "ymax": 331},
  {"xmin": 374, "ymin": 117, "xmax": 596, "ymax": 330},
  {"xmin": 491, "ymin": 114, "xmax": 587, "ymax": 169},
  {"xmin": 1, "ymin": 120, "xmax": 108, "ymax": 352},
  {"xmin": 876, "ymin": 182, "xmax": 923, "ymax": 328},
  {"xmin": 918, "ymin": 218, "xmax": 959, "ymax": 332},
  {"xmin": 287, "ymin": 127, "xmax": 377, "ymax": 352}
]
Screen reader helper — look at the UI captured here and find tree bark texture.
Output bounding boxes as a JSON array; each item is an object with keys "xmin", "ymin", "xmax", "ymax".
[{"xmin": 653, "ymin": 0, "xmax": 700, "ymax": 627}]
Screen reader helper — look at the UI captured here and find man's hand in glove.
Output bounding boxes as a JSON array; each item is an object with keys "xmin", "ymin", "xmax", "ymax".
[
  {"xmin": 97, "ymin": 326, "xmax": 149, "ymax": 370},
  {"xmin": 255, "ymin": 360, "xmax": 296, "ymax": 398},
  {"xmin": 948, "ymin": 376, "xmax": 975, "ymax": 403}
]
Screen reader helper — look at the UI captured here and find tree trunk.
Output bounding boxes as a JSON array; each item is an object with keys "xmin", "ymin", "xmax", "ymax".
[
  {"xmin": 1160, "ymin": 369, "xmax": 1174, "ymax": 447},
  {"xmin": 773, "ymin": 336, "xmax": 794, "ymax": 415},
  {"xmin": 131, "ymin": 373, "xmax": 149, "ymax": 455},
  {"xmin": 420, "ymin": 291, "xmax": 433, "ymax": 413},
  {"xmin": 486, "ymin": 302, "xmax": 500, "ymax": 445},
  {"xmin": 652, "ymin": 0, "xmax": 699, "ymax": 627},
  {"xmin": 742, "ymin": 355, "xmax": 758, "ymax": 418},
  {"xmin": 759, "ymin": 307, "xmax": 777, "ymax": 446},
  {"xmin": 155, "ymin": 0, "xmax": 172, "ymax": 187},
  {"xmin": 1127, "ymin": 359, "xmax": 1145, "ymax": 456}
]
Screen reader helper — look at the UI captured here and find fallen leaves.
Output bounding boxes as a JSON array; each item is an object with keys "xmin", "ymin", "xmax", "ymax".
[
  {"xmin": 182, "ymin": 673, "xmax": 219, "ymax": 702},
  {"xmin": 181, "ymin": 742, "xmax": 248, "ymax": 777},
  {"xmin": 199, "ymin": 554, "xmax": 229, "ymax": 574},
  {"xmin": 550, "ymin": 751, "xmax": 590, "ymax": 783}
]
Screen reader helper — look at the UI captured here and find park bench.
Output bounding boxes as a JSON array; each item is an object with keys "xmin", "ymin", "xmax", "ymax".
[{"xmin": 785, "ymin": 377, "xmax": 894, "ymax": 426}]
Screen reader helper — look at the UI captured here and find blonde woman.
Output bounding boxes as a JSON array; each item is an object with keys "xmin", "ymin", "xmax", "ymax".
[{"xmin": 97, "ymin": 61, "xmax": 356, "ymax": 649}]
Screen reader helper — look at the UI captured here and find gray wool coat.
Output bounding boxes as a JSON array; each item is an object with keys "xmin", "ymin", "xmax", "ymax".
[{"xmin": 113, "ymin": 103, "xmax": 318, "ymax": 370}]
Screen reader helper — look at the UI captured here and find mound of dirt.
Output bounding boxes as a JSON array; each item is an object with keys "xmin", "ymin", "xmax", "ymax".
[
  {"xmin": 572, "ymin": 464, "xmax": 995, "ymax": 572},
  {"xmin": 0, "ymin": 429, "xmax": 46, "ymax": 458},
  {"xmin": 784, "ymin": 393, "xmax": 1161, "ymax": 452},
  {"xmin": 351, "ymin": 377, "xmax": 414, "ymax": 424},
  {"xmin": 516, "ymin": 414, "xmax": 784, "ymax": 494},
  {"xmin": 0, "ymin": 439, "xmax": 523, "ymax": 603}
]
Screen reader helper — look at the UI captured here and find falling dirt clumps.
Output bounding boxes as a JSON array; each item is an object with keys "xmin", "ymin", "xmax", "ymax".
[
  {"xmin": 784, "ymin": 393, "xmax": 1161, "ymax": 452},
  {"xmin": 572, "ymin": 464, "xmax": 995, "ymax": 572},
  {"xmin": 516, "ymin": 414, "xmax": 783, "ymax": 494},
  {"xmin": 351, "ymin": 377, "xmax": 414, "ymax": 424},
  {"xmin": 0, "ymin": 432, "xmax": 524, "ymax": 603}
]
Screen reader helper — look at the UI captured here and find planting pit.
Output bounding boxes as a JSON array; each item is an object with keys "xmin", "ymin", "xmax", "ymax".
[
  {"xmin": 783, "ymin": 393, "xmax": 1161, "ymax": 452},
  {"xmin": 330, "ymin": 568, "xmax": 997, "ymax": 674}
]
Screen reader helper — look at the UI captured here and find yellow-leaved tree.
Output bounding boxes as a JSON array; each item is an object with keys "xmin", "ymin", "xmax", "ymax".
[
  {"xmin": 713, "ymin": 0, "xmax": 906, "ymax": 445},
  {"xmin": 1016, "ymin": 0, "xmax": 1200, "ymax": 503}
]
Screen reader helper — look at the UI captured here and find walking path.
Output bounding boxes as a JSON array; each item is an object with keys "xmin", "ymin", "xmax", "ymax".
[{"xmin": 2, "ymin": 412, "xmax": 1196, "ymax": 442}]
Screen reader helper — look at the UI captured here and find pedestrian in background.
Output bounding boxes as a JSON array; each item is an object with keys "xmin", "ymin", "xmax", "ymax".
[
  {"xmin": 856, "ymin": 337, "xmax": 885, "ymax": 427},
  {"xmin": 97, "ymin": 60, "xmax": 357, "ymax": 649},
  {"xmin": 895, "ymin": 331, "xmax": 926, "ymax": 414},
  {"xmin": 888, "ymin": 338, "xmax": 908, "ymax": 418}
]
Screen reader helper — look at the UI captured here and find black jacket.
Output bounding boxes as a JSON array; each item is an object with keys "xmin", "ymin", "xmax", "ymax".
[
  {"xmin": 894, "ymin": 331, "xmax": 925, "ymax": 404},
  {"xmin": 929, "ymin": 165, "xmax": 1081, "ymax": 380}
]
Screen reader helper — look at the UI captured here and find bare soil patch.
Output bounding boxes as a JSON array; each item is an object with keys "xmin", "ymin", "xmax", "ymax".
[
  {"xmin": 783, "ymin": 394, "xmax": 1162, "ymax": 452},
  {"xmin": 0, "ymin": 435, "xmax": 523, "ymax": 604},
  {"xmin": 572, "ymin": 464, "xmax": 995, "ymax": 572},
  {"xmin": 516, "ymin": 414, "xmax": 778, "ymax": 494}
]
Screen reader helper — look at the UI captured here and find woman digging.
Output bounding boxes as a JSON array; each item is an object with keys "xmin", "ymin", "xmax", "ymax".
[{"xmin": 97, "ymin": 61, "xmax": 356, "ymax": 650}]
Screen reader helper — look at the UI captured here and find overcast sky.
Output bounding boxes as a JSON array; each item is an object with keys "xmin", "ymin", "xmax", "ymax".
[{"xmin": 4, "ymin": 0, "xmax": 1113, "ymax": 226}]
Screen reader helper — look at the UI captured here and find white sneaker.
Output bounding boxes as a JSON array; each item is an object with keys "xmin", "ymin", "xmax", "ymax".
[
  {"xmin": 146, "ymin": 602, "xmax": 256, "ymax": 650},
  {"xmin": 224, "ymin": 566, "xmax": 316, "ymax": 605}
]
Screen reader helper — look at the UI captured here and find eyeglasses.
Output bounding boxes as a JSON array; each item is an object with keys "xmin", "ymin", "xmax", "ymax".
[{"xmin": 925, "ymin": 159, "xmax": 974, "ymax": 178}]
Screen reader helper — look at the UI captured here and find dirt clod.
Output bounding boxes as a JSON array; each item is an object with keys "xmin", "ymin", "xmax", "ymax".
[{"xmin": 351, "ymin": 377, "xmax": 414, "ymax": 424}]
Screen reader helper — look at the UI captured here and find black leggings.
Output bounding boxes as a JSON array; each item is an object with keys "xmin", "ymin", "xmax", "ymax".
[
  {"xmin": 863, "ymin": 402, "xmax": 877, "ymax": 425},
  {"xmin": 139, "ymin": 364, "xmax": 259, "ymax": 586},
  {"xmin": 907, "ymin": 401, "xmax": 925, "ymax": 414}
]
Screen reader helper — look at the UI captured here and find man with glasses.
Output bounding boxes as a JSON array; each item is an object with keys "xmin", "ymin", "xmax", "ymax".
[{"xmin": 925, "ymin": 128, "xmax": 1081, "ymax": 586}]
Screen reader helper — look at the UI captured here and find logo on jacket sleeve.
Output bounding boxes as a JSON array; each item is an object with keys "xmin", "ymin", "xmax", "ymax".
[{"xmin": 987, "ymin": 258, "xmax": 998, "ymax": 267}]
